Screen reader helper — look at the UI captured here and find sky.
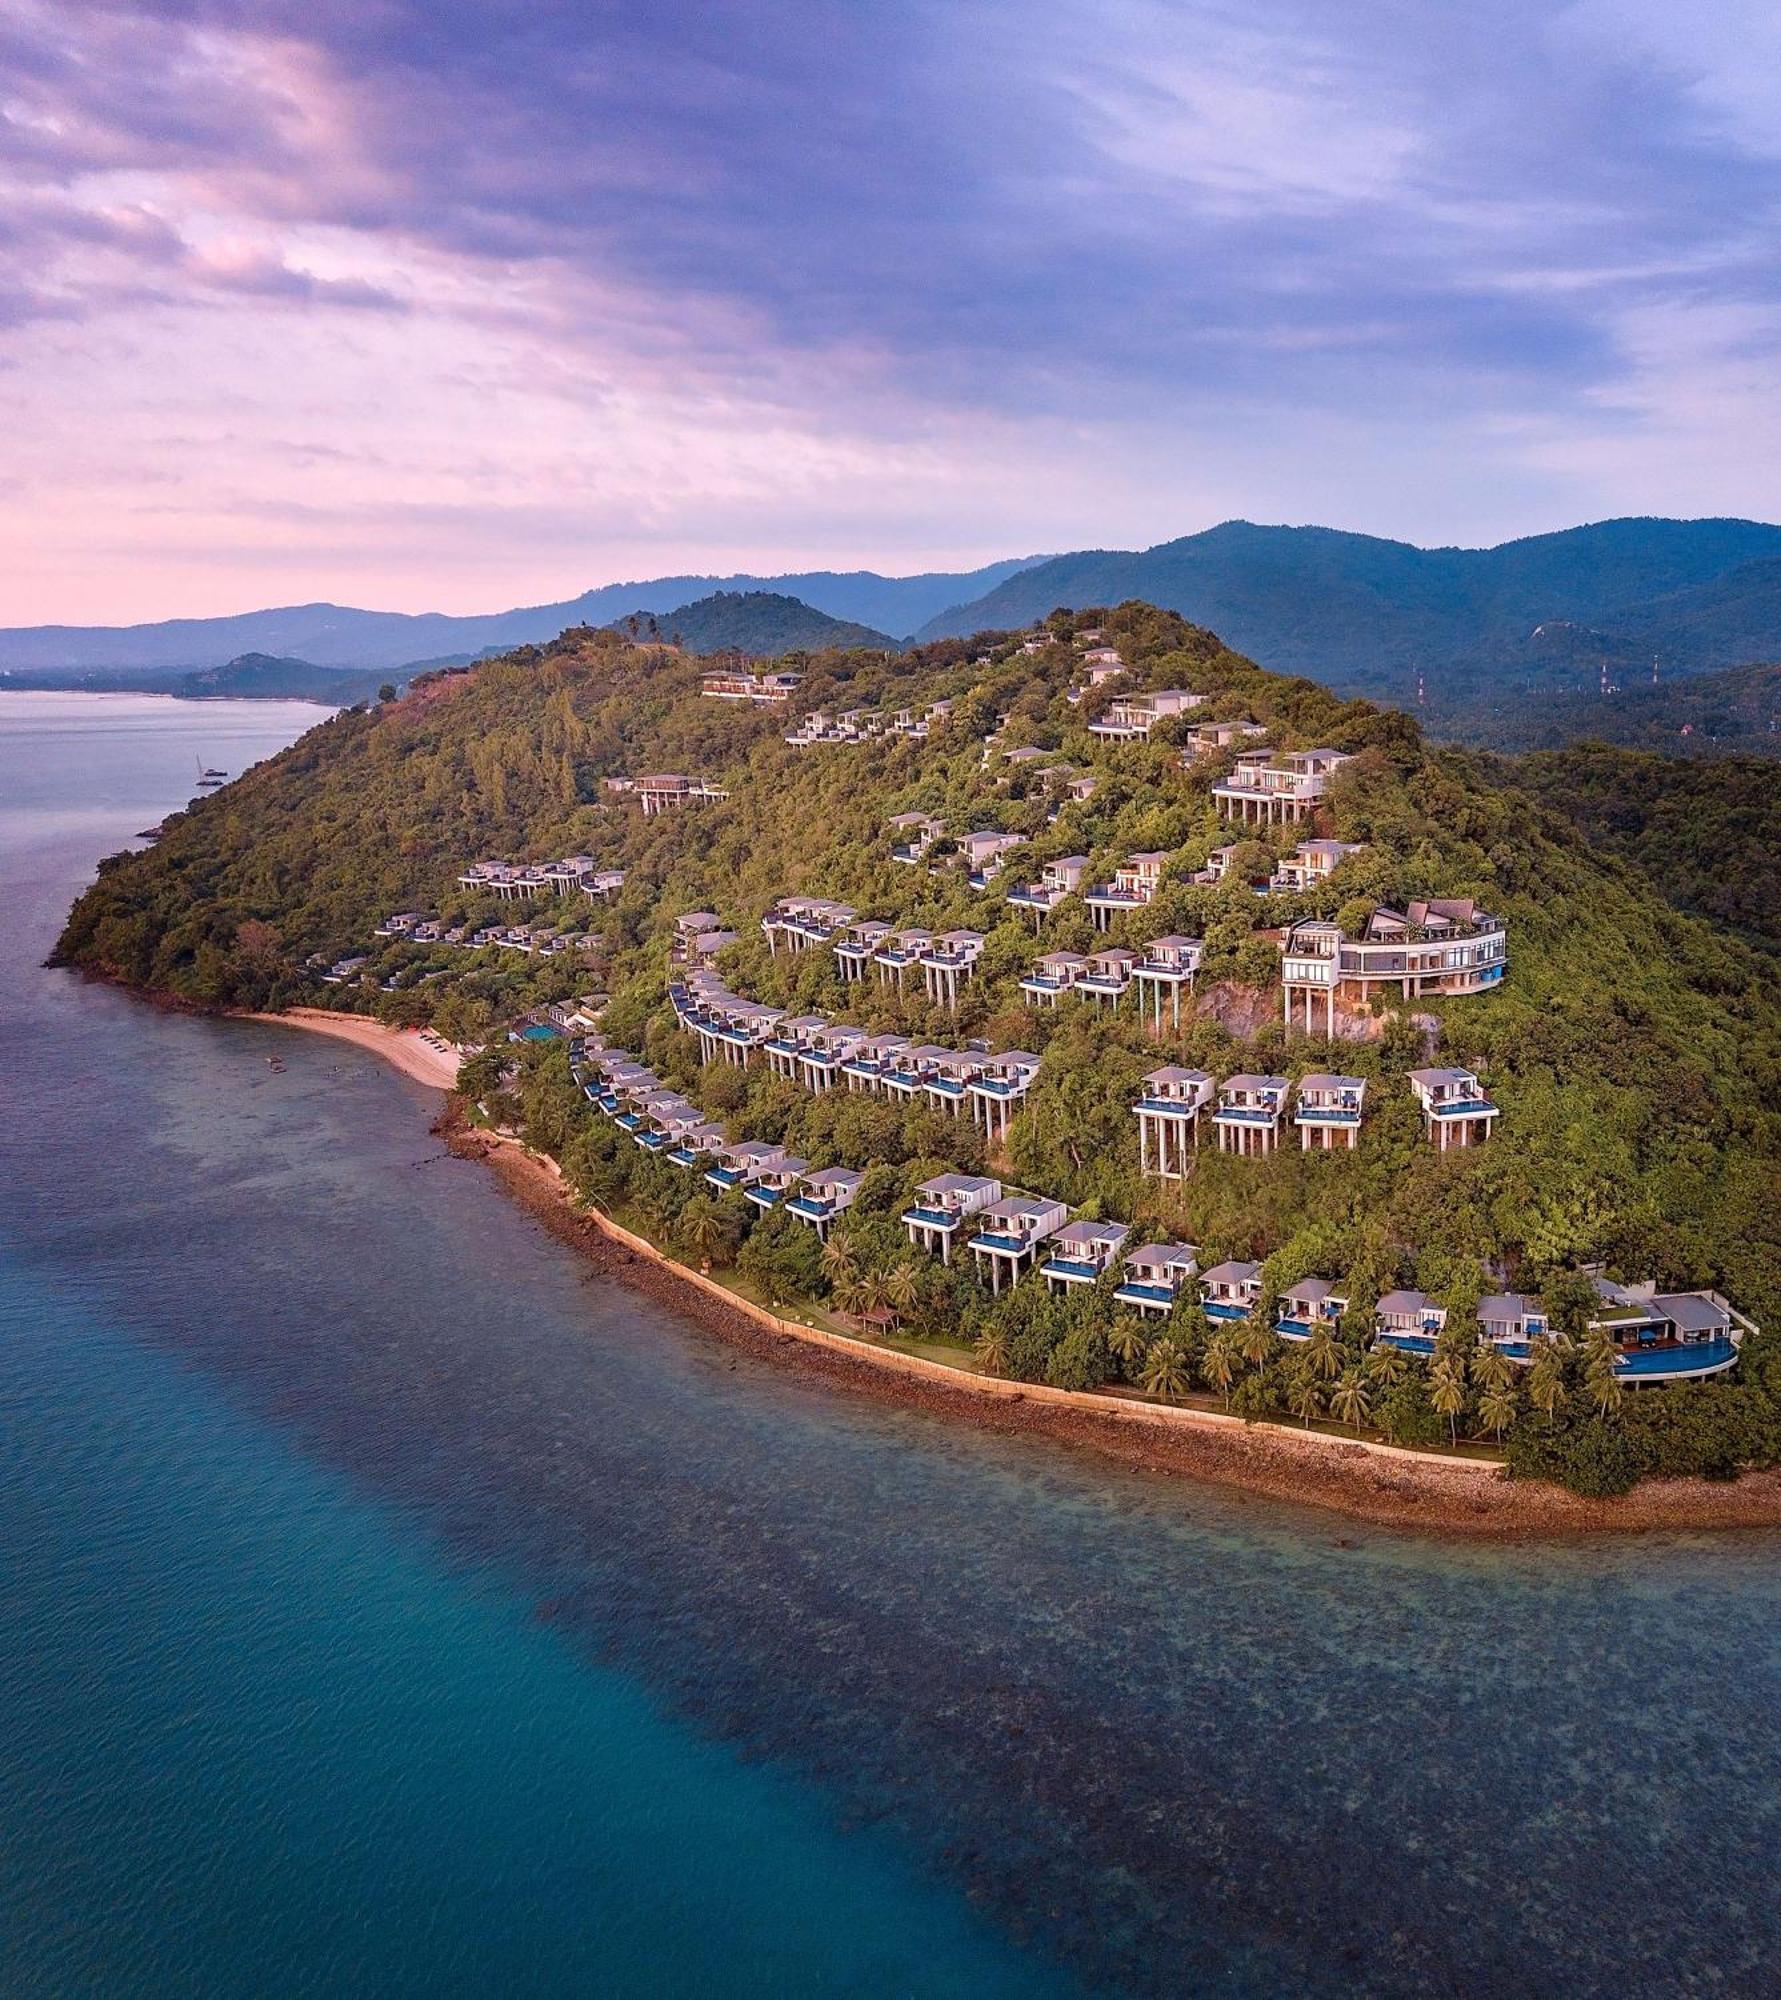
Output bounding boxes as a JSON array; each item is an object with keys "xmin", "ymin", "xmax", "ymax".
[{"xmin": 3, "ymin": 0, "xmax": 1780, "ymax": 624}]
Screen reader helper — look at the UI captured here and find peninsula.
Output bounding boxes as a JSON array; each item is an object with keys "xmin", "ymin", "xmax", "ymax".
[{"xmin": 55, "ymin": 605, "xmax": 1781, "ymax": 1512}]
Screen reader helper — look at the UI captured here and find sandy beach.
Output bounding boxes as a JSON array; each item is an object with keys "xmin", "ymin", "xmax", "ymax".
[
  {"xmin": 243, "ymin": 1007, "xmax": 463, "ymax": 1089},
  {"xmin": 440, "ymin": 1116, "xmax": 1781, "ymax": 1540}
]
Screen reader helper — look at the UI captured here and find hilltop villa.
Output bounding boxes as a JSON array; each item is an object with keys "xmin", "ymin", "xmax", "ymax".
[
  {"xmin": 1212, "ymin": 748, "xmax": 1351, "ymax": 824},
  {"xmin": 1212, "ymin": 1074, "xmax": 1290, "ymax": 1156},
  {"xmin": 1293, "ymin": 1073, "xmax": 1367, "ymax": 1149},
  {"xmin": 1089, "ymin": 689, "xmax": 1205, "ymax": 740},
  {"xmin": 701, "ymin": 668, "xmax": 802, "ymax": 702}
]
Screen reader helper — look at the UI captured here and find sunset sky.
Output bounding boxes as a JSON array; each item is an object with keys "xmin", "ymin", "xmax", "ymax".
[{"xmin": 5, "ymin": 0, "xmax": 1779, "ymax": 623}]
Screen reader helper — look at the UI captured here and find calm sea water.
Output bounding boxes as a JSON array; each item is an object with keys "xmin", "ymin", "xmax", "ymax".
[{"xmin": 3, "ymin": 691, "xmax": 1780, "ymax": 1998}]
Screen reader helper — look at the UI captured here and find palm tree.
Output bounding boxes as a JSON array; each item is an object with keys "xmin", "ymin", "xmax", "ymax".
[
  {"xmin": 973, "ymin": 1327, "xmax": 1009, "ymax": 1376},
  {"xmin": 1366, "ymin": 1341, "xmax": 1408, "ymax": 1391},
  {"xmin": 1238, "ymin": 1316, "xmax": 1276, "ymax": 1373},
  {"xmin": 680, "ymin": 1203, "xmax": 728, "ymax": 1271},
  {"xmin": 1106, "ymin": 1315, "xmax": 1149, "ymax": 1375},
  {"xmin": 1471, "ymin": 1341, "xmax": 1514, "ymax": 1394},
  {"xmin": 1478, "ymin": 1383, "xmax": 1519, "ymax": 1443},
  {"xmin": 882, "ymin": 1262, "xmax": 922, "ymax": 1332},
  {"xmin": 1429, "ymin": 1357, "xmax": 1466, "ymax": 1446},
  {"xmin": 1329, "ymin": 1368, "xmax": 1372, "ymax": 1434},
  {"xmin": 1139, "ymin": 1337, "xmax": 1192, "ymax": 1402},
  {"xmin": 1286, "ymin": 1368, "xmax": 1324, "ymax": 1430},
  {"xmin": 1306, "ymin": 1320, "xmax": 1343, "ymax": 1383},
  {"xmin": 1527, "ymin": 1339, "xmax": 1567, "ymax": 1428},
  {"xmin": 821, "ymin": 1233, "xmax": 859, "ymax": 1285},
  {"xmin": 1200, "ymin": 1329, "xmax": 1238, "ymax": 1409},
  {"xmin": 1583, "ymin": 1331, "xmax": 1624, "ymax": 1421}
]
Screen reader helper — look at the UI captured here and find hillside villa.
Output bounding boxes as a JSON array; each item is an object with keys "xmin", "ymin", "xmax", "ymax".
[
  {"xmin": 1212, "ymin": 1074, "xmax": 1290, "ymax": 1156},
  {"xmin": 1212, "ymin": 748, "xmax": 1351, "ymax": 824},
  {"xmin": 1407, "ymin": 1066, "xmax": 1500, "ymax": 1148},
  {"xmin": 1133, "ymin": 1066, "xmax": 1216, "ymax": 1178},
  {"xmin": 1293, "ymin": 1073, "xmax": 1367, "ymax": 1149}
]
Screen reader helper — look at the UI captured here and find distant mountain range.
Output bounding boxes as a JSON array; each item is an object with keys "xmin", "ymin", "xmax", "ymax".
[
  {"xmin": 0, "ymin": 559, "xmax": 1037, "ymax": 675},
  {"xmin": 1447, "ymin": 658, "xmax": 1781, "ymax": 758},
  {"xmin": 10, "ymin": 518, "xmax": 1781, "ymax": 728},
  {"xmin": 914, "ymin": 517, "xmax": 1781, "ymax": 707}
]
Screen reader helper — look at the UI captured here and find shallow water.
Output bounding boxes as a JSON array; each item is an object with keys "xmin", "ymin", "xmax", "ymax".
[{"xmin": 3, "ymin": 692, "xmax": 1779, "ymax": 1997}]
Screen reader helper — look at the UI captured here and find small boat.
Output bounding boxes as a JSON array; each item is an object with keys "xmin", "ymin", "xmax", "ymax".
[{"xmin": 196, "ymin": 757, "xmax": 227, "ymax": 788}]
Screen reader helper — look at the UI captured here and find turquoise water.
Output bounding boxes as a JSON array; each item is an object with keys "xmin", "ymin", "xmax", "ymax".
[{"xmin": 3, "ymin": 693, "xmax": 1781, "ymax": 1997}]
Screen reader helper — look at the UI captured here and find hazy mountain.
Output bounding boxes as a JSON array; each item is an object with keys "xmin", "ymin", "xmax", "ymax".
[
  {"xmin": 915, "ymin": 517, "xmax": 1781, "ymax": 706},
  {"xmin": 1443, "ymin": 658, "xmax": 1781, "ymax": 758},
  {"xmin": 0, "ymin": 558, "xmax": 1042, "ymax": 674},
  {"xmin": 605, "ymin": 591, "xmax": 895, "ymax": 656}
]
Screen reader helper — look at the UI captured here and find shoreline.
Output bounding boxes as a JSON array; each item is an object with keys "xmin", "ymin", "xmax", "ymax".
[
  {"xmin": 239, "ymin": 1006, "xmax": 463, "ymax": 1089},
  {"xmin": 434, "ymin": 1115, "xmax": 1781, "ymax": 1540}
]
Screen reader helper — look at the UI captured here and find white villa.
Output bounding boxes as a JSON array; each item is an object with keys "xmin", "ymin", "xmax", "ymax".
[
  {"xmin": 1200, "ymin": 1260, "xmax": 1264, "ymax": 1320},
  {"xmin": 1130, "ymin": 936, "xmax": 1203, "ymax": 1030},
  {"xmin": 1113, "ymin": 1242, "xmax": 1200, "ymax": 1315},
  {"xmin": 1275, "ymin": 1278, "xmax": 1349, "ymax": 1341},
  {"xmin": 1407, "ymin": 1067, "xmax": 1499, "ymax": 1149},
  {"xmin": 968, "ymin": 1193, "xmax": 1070, "ymax": 1293},
  {"xmin": 702, "ymin": 668, "xmax": 802, "ymax": 702},
  {"xmin": 902, "ymin": 1174, "xmax": 1001, "ymax": 1264},
  {"xmin": 1007, "ymin": 855, "xmax": 1090, "ymax": 923},
  {"xmin": 1212, "ymin": 1074, "xmax": 1290, "ymax": 1156},
  {"xmin": 785, "ymin": 1167, "xmax": 862, "ymax": 1236},
  {"xmin": 921, "ymin": 930, "xmax": 985, "ymax": 1008},
  {"xmin": 1269, "ymin": 839, "xmax": 1366, "ymax": 891},
  {"xmin": 1077, "ymin": 947, "xmax": 1136, "ymax": 1005},
  {"xmin": 1041, "ymin": 1219, "xmax": 1130, "ymax": 1292},
  {"xmin": 1085, "ymin": 852, "xmax": 1169, "ymax": 928},
  {"xmin": 833, "ymin": 918, "xmax": 893, "ymax": 980},
  {"xmin": 1212, "ymin": 748, "xmax": 1351, "ymax": 825},
  {"xmin": 1020, "ymin": 951, "xmax": 1090, "ymax": 1005},
  {"xmin": 1089, "ymin": 689, "xmax": 1205, "ymax": 741},
  {"xmin": 1293, "ymin": 1073, "xmax": 1367, "ymax": 1149},
  {"xmin": 1133, "ymin": 1066, "xmax": 1216, "ymax": 1178},
  {"xmin": 958, "ymin": 829, "xmax": 1026, "ymax": 889},
  {"xmin": 761, "ymin": 896, "xmax": 856, "ymax": 954},
  {"xmin": 605, "ymin": 773, "xmax": 730, "ymax": 816},
  {"xmin": 888, "ymin": 812, "xmax": 944, "ymax": 863}
]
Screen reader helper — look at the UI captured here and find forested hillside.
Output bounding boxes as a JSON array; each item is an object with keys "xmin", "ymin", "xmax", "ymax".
[
  {"xmin": 1497, "ymin": 747, "xmax": 1781, "ymax": 950},
  {"xmin": 58, "ymin": 605, "xmax": 1781, "ymax": 1492},
  {"xmin": 1448, "ymin": 660, "xmax": 1781, "ymax": 758}
]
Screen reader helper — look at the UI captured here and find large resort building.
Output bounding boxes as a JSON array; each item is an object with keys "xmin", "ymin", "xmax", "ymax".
[
  {"xmin": 701, "ymin": 668, "xmax": 802, "ymax": 702},
  {"xmin": 604, "ymin": 773, "xmax": 729, "ymax": 816},
  {"xmin": 1280, "ymin": 898, "xmax": 1508, "ymax": 1030}
]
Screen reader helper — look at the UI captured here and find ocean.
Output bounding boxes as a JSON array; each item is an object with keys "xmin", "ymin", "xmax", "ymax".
[{"xmin": 2, "ymin": 691, "xmax": 1778, "ymax": 1998}]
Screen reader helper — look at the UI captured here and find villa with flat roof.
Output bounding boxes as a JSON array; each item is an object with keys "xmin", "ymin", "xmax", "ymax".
[
  {"xmin": 1042, "ymin": 1219, "xmax": 1130, "ymax": 1292},
  {"xmin": 605, "ymin": 773, "xmax": 730, "ymax": 816},
  {"xmin": 702, "ymin": 668, "xmax": 802, "ymax": 702},
  {"xmin": 1021, "ymin": 950, "xmax": 1090, "ymax": 1005},
  {"xmin": 1212, "ymin": 748, "xmax": 1351, "ymax": 824},
  {"xmin": 762, "ymin": 896, "xmax": 856, "ymax": 954},
  {"xmin": 921, "ymin": 930, "xmax": 985, "ymax": 1008},
  {"xmin": 1294, "ymin": 1073, "xmax": 1367, "ymax": 1150},
  {"xmin": 1180, "ymin": 719, "xmax": 1268, "ymax": 764},
  {"xmin": 1113, "ymin": 1242, "xmax": 1200, "ymax": 1315},
  {"xmin": 705, "ymin": 1140, "xmax": 791, "ymax": 1194},
  {"xmin": 1280, "ymin": 899, "xmax": 1508, "ymax": 1030},
  {"xmin": 1200, "ymin": 1260, "xmax": 1263, "ymax": 1319},
  {"xmin": 902, "ymin": 1174, "xmax": 1002, "ymax": 1263},
  {"xmin": 1078, "ymin": 947, "xmax": 1136, "ymax": 1006},
  {"xmin": 1275, "ymin": 1278, "xmax": 1349, "ymax": 1341},
  {"xmin": 968, "ymin": 1193, "xmax": 1070, "ymax": 1293},
  {"xmin": 1008, "ymin": 855, "xmax": 1090, "ymax": 923},
  {"xmin": 967, "ymin": 1050, "xmax": 1042, "ymax": 1141},
  {"xmin": 1089, "ymin": 689, "xmax": 1205, "ymax": 740},
  {"xmin": 1212, "ymin": 1074, "xmax": 1289, "ymax": 1156},
  {"xmin": 1131, "ymin": 935, "xmax": 1203, "ymax": 1030},
  {"xmin": 833, "ymin": 918, "xmax": 893, "ymax": 980},
  {"xmin": 785, "ymin": 1167, "xmax": 862, "ymax": 1235},
  {"xmin": 1588, "ymin": 1276, "xmax": 1753, "ymax": 1382},
  {"xmin": 958, "ymin": 829, "xmax": 1026, "ymax": 889},
  {"xmin": 1269, "ymin": 839, "xmax": 1366, "ymax": 892},
  {"xmin": 1407, "ymin": 1067, "xmax": 1499, "ymax": 1149},
  {"xmin": 888, "ymin": 812, "xmax": 944, "ymax": 863},
  {"xmin": 1085, "ymin": 852, "xmax": 1169, "ymax": 929},
  {"xmin": 1133, "ymin": 1067, "xmax": 1216, "ymax": 1178}
]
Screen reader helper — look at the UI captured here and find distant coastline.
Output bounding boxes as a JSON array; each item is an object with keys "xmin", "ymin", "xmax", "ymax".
[{"xmin": 248, "ymin": 1004, "xmax": 1781, "ymax": 1540}]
